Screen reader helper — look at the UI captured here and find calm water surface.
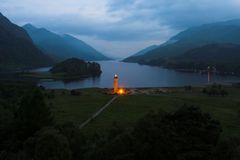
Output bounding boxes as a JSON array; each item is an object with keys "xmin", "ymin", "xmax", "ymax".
[{"xmin": 35, "ymin": 61, "xmax": 240, "ymax": 89}]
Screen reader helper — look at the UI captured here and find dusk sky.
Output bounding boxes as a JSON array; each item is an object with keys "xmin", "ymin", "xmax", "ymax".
[{"xmin": 1, "ymin": 0, "xmax": 240, "ymax": 58}]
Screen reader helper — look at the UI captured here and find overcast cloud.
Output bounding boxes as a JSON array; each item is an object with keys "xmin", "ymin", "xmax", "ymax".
[{"xmin": 1, "ymin": 0, "xmax": 240, "ymax": 57}]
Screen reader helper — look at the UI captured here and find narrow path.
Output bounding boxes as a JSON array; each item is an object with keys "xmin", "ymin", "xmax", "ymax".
[{"xmin": 79, "ymin": 96, "xmax": 118, "ymax": 129}]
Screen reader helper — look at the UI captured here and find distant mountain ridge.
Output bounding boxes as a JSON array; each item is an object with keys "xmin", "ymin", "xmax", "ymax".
[
  {"xmin": 124, "ymin": 45, "xmax": 158, "ymax": 61},
  {"xmin": 165, "ymin": 43, "xmax": 240, "ymax": 74},
  {"xmin": 132, "ymin": 45, "xmax": 158, "ymax": 57},
  {"xmin": 123, "ymin": 19, "xmax": 240, "ymax": 75},
  {"xmin": 23, "ymin": 24, "xmax": 110, "ymax": 61},
  {"xmin": 124, "ymin": 19, "xmax": 240, "ymax": 64},
  {"xmin": 0, "ymin": 13, "xmax": 53, "ymax": 71}
]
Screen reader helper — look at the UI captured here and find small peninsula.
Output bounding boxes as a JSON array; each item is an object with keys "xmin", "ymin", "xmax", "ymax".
[{"xmin": 50, "ymin": 58, "xmax": 102, "ymax": 77}]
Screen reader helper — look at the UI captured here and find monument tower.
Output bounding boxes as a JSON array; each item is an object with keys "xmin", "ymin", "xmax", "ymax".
[{"xmin": 114, "ymin": 74, "xmax": 118, "ymax": 94}]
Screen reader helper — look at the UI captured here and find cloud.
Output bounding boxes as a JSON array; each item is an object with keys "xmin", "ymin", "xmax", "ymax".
[
  {"xmin": 107, "ymin": 0, "xmax": 240, "ymax": 29},
  {"xmin": 1, "ymin": 0, "xmax": 240, "ymax": 57},
  {"xmin": 0, "ymin": 0, "xmax": 176, "ymax": 41}
]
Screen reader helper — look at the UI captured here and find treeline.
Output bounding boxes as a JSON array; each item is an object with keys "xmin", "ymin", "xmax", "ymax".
[
  {"xmin": 1, "ymin": 82, "xmax": 240, "ymax": 160},
  {"xmin": 50, "ymin": 58, "xmax": 102, "ymax": 77},
  {"xmin": 138, "ymin": 58, "xmax": 240, "ymax": 75},
  {"xmin": 136, "ymin": 44, "xmax": 240, "ymax": 76}
]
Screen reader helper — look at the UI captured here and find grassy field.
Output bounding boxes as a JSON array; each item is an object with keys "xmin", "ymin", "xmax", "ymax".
[
  {"xmin": 47, "ymin": 88, "xmax": 113, "ymax": 124},
  {"xmin": 48, "ymin": 86, "xmax": 240, "ymax": 139}
]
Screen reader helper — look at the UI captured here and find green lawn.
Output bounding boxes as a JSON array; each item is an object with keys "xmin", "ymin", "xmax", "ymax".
[
  {"xmin": 49, "ymin": 86, "xmax": 240, "ymax": 139},
  {"xmin": 47, "ymin": 88, "xmax": 113, "ymax": 125}
]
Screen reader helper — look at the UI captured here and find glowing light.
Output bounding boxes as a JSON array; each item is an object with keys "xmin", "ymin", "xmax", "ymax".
[{"xmin": 117, "ymin": 88, "xmax": 125, "ymax": 95}]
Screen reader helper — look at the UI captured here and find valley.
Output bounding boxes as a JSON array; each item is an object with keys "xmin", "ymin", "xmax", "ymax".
[{"xmin": 1, "ymin": 3, "xmax": 240, "ymax": 158}]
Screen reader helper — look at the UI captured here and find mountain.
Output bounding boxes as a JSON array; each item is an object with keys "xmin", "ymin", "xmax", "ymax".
[
  {"xmin": 0, "ymin": 13, "xmax": 53, "ymax": 71},
  {"xmin": 124, "ymin": 19, "xmax": 240, "ymax": 64},
  {"xmin": 23, "ymin": 24, "xmax": 110, "ymax": 61},
  {"xmin": 164, "ymin": 43, "xmax": 240, "ymax": 74},
  {"xmin": 128, "ymin": 45, "xmax": 158, "ymax": 57},
  {"xmin": 123, "ymin": 45, "xmax": 158, "ymax": 61}
]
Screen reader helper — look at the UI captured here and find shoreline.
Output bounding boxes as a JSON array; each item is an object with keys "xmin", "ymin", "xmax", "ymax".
[
  {"xmin": 124, "ymin": 61, "xmax": 240, "ymax": 77},
  {"xmin": 39, "ymin": 83, "xmax": 236, "ymax": 91}
]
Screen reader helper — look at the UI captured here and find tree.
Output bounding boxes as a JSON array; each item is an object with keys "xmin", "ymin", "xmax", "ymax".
[
  {"xmin": 93, "ymin": 105, "xmax": 222, "ymax": 160},
  {"xmin": 59, "ymin": 123, "xmax": 87, "ymax": 160},
  {"xmin": 0, "ymin": 105, "xmax": 14, "ymax": 151},
  {"xmin": 24, "ymin": 127, "xmax": 71, "ymax": 160},
  {"xmin": 16, "ymin": 88, "xmax": 53, "ymax": 139}
]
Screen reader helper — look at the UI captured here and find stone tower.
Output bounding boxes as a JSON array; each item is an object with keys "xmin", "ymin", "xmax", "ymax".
[{"xmin": 114, "ymin": 74, "xmax": 118, "ymax": 94}]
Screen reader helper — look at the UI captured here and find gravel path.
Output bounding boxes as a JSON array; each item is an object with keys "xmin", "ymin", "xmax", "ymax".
[{"xmin": 79, "ymin": 96, "xmax": 118, "ymax": 129}]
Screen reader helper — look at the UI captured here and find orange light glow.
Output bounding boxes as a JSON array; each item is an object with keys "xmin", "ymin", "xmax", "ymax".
[{"xmin": 117, "ymin": 88, "xmax": 125, "ymax": 95}]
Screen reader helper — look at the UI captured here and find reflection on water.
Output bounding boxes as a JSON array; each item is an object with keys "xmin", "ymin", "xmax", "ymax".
[
  {"xmin": 36, "ymin": 61, "xmax": 240, "ymax": 89},
  {"xmin": 61, "ymin": 75, "xmax": 101, "ymax": 84}
]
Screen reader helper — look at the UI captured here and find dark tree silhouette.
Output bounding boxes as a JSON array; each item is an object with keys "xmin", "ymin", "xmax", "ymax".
[
  {"xmin": 24, "ymin": 127, "xmax": 71, "ymax": 160},
  {"xmin": 16, "ymin": 88, "xmax": 53, "ymax": 139},
  {"xmin": 91, "ymin": 106, "xmax": 222, "ymax": 160}
]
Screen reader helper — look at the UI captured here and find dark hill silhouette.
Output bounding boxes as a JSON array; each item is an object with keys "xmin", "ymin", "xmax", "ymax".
[{"xmin": 0, "ymin": 13, "xmax": 53, "ymax": 71}]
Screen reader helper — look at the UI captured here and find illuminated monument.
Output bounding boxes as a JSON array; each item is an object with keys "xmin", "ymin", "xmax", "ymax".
[
  {"xmin": 113, "ymin": 74, "xmax": 118, "ymax": 94},
  {"xmin": 207, "ymin": 66, "xmax": 215, "ymax": 83}
]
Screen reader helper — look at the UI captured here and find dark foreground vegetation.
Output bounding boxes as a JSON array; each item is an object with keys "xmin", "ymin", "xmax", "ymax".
[{"xmin": 0, "ymin": 82, "xmax": 240, "ymax": 160}]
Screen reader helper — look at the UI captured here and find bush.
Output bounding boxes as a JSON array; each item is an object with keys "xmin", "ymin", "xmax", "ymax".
[
  {"xmin": 47, "ymin": 90, "xmax": 55, "ymax": 99},
  {"xmin": 70, "ymin": 90, "xmax": 81, "ymax": 96},
  {"xmin": 61, "ymin": 91, "xmax": 66, "ymax": 95},
  {"xmin": 184, "ymin": 85, "xmax": 192, "ymax": 91},
  {"xmin": 220, "ymin": 90, "xmax": 228, "ymax": 96},
  {"xmin": 202, "ymin": 88, "xmax": 207, "ymax": 93}
]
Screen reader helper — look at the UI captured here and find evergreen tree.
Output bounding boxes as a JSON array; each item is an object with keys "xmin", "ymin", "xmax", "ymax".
[
  {"xmin": 16, "ymin": 88, "xmax": 53, "ymax": 139},
  {"xmin": 24, "ymin": 127, "xmax": 71, "ymax": 160}
]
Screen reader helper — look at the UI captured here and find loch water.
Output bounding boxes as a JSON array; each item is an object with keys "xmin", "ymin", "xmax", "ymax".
[{"xmin": 34, "ymin": 61, "xmax": 240, "ymax": 89}]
